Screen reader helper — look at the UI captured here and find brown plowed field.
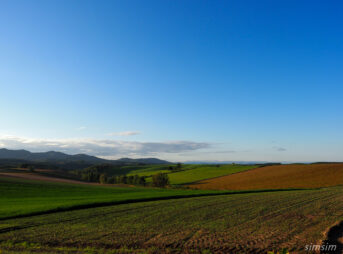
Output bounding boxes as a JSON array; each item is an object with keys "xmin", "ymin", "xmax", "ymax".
[{"xmin": 189, "ymin": 163, "xmax": 343, "ymax": 190}]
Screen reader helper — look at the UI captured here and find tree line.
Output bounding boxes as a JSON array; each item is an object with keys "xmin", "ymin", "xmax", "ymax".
[{"xmin": 78, "ymin": 166, "xmax": 170, "ymax": 187}]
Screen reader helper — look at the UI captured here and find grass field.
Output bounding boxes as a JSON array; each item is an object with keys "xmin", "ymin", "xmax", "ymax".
[
  {"xmin": 190, "ymin": 163, "xmax": 343, "ymax": 190},
  {"xmin": 1, "ymin": 186, "xmax": 342, "ymax": 253},
  {"xmin": 125, "ymin": 164, "xmax": 173, "ymax": 177},
  {"xmin": 145, "ymin": 164, "xmax": 258, "ymax": 185},
  {"xmin": 0, "ymin": 177, "xmax": 227, "ymax": 220}
]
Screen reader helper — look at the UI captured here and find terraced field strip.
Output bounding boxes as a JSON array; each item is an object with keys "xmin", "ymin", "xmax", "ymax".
[
  {"xmin": 189, "ymin": 163, "xmax": 343, "ymax": 190},
  {"xmin": 1, "ymin": 187, "xmax": 343, "ymax": 253}
]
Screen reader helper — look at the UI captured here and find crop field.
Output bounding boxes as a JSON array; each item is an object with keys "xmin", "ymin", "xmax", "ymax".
[
  {"xmin": 145, "ymin": 164, "xmax": 258, "ymax": 185},
  {"xmin": 190, "ymin": 163, "xmax": 343, "ymax": 190},
  {"xmin": 0, "ymin": 177, "xmax": 226, "ymax": 220},
  {"xmin": 1, "ymin": 186, "xmax": 343, "ymax": 253}
]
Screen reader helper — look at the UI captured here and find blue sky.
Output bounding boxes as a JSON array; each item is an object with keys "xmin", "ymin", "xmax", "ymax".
[{"xmin": 1, "ymin": 0, "xmax": 343, "ymax": 162}]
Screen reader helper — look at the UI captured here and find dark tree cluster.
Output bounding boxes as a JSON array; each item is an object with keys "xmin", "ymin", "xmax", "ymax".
[
  {"xmin": 168, "ymin": 163, "xmax": 182, "ymax": 171},
  {"xmin": 79, "ymin": 167, "xmax": 146, "ymax": 186},
  {"xmin": 107, "ymin": 174, "xmax": 146, "ymax": 186},
  {"xmin": 80, "ymin": 167, "xmax": 101, "ymax": 182},
  {"xmin": 152, "ymin": 173, "xmax": 169, "ymax": 187}
]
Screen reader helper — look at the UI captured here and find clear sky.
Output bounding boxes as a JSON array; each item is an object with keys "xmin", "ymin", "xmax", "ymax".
[{"xmin": 1, "ymin": 0, "xmax": 343, "ymax": 162}]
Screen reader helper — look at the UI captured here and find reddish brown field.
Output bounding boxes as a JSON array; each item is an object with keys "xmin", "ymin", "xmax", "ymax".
[
  {"xmin": 189, "ymin": 163, "xmax": 343, "ymax": 190},
  {"xmin": 0, "ymin": 172, "xmax": 129, "ymax": 187}
]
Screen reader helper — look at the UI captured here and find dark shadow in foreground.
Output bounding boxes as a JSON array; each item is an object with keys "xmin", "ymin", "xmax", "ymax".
[{"xmin": 321, "ymin": 221, "xmax": 343, "ymax": 254}]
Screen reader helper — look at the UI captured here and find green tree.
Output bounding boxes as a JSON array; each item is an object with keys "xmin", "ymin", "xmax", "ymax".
[
  {"xmin": 152, "ymin": 173, "xmax": 169, "ymax": 188},
  {"xmin": 139, "ymin": 176, "xmax": 146, "ymax": 186},
  {"xmin": 120, "ymin": 175, "xmax": 127, "ymax": 184},
  {"xmin": 133, "ymin": 174, "xmax": 140, "ymax": 185},
  {"xmin": 115, "ymin": 176, "xmax": 121, "ymax": 184},
  {"xmin": 28, "ymin": 165, "xmax": 35, "ymax": 172},
  {"xmin": 19, "ymin": 163, "xmax": 29, "ymax": 169},
  {"xmin": 107, "ymin": 176, "xmax": 115, "ymax": 184},
  {"xmin": 127, "ymin": 175, "xmax": 134, "ymax": 184},
  {"xmin": 99, "ymin": 174, "xmax": 107, "ymax": 184}
]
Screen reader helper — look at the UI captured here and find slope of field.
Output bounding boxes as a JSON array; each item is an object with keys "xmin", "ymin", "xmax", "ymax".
[
  {"xmin": 157, "ymin": 164, "xmax": 258, "ymax": 185},
  {"xmin": 1, "ymin": 187, "xmax": 342, "ymax": 253},
  {"xmin": 0, "ymin": 177, "xmax": 225, "ymax": 220},
  {"xmin": 125, "ymin": 164, "xmax": 173, "ymax": 176},
  {"xmin": 190, "ymin": 163, "xmax": 343, "ymax": 190}
]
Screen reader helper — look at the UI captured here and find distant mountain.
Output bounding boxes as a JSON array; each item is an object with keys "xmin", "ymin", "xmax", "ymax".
[
  {"xmin": 117, "ymin": 157, "xmax": 170, "ymax": 164},
  {"xmin": 0, "ymin": 148, "xmax": 170, "ymax": 165},
  {"xmin": 0, "ymin": 148, "xmax": 105, "ymax": 164}
]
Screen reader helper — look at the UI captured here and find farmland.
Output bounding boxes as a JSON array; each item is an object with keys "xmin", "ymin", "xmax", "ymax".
[
  {"xmin": 125, "ymin": 164, "xmax": 174, "ymax": 177},
  {"xmin": 0, "ymin": 177, "xmax": 226, "ymax": 220},
  {"xmin": 190, "ymin": 163, "xmax": 343, "ymax": 190},
  {"xmin": 35, "ymin": 163, "xmax": 256, "ymax": 186},
  {"xmin": 1, "ymin": 185, "xmax": 343, "ymax": 253},
  {"xmin": 145, "ymin": 164, "xmax": 258, "ymax": 185},
  {"xmin": 2, "ymin": 162, "xmax": 343, "ymax": 253}
]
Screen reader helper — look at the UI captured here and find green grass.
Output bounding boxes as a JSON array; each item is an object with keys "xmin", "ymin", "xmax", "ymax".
[
  {"xmin": 125, "ymin": 164, "xmax": 199, "ymax": 180},
  {"xmin": 124, "ymin": 164, "xmax": 199, "ymax": 176},
  {"xmin": 125, "ymin": 164, "xmax": 173, "ymax": 176},
  {"xmin": 92, "ymin": 164, "xmax": 258, "ymax": 185},
  {"xmin": 1, "ymin": 186, "xmax": 342, "ymax": 253},
  {"xmin": 0, "ymin": 177, "xmax": 228, "ymax": 220},
  {"xmin": 146, "ymin": 164, "xmax": 258, "ymax": 184}
]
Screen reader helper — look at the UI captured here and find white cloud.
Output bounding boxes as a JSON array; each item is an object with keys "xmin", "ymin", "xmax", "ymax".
[
  {"xmin": 108, "ymin": 131, "xmax": 141, "ymax": 136},
  {"xmin": 76, "ymin": 126, "xmax": 86, "ymax": 131},
  {"xmin": 0, "ymin": 135, "xmax": 210, "ymax": 158}
]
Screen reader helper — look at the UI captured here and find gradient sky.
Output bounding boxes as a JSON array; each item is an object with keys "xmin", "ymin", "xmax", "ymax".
[{"xmin": 1, "ymin": 0, "xmax": 343, "ymax": 162}]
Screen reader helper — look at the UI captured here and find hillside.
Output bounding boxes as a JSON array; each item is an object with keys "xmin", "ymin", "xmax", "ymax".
[
  {"xmin": 0, "ymin": 148, "xmax": 104, "ymax": 163},
  {"xmin": 189, "ymin": 163, "xmax": 343, "ymax": 190},
  {"xmin": 0, "ymin": 148, "xmax": 170, "ymax": 170}
]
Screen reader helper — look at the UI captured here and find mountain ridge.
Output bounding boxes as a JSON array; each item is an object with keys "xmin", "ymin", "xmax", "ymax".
[{"xmin": 0, "ymin": 148, "xmax": 170, "ymax": 165}]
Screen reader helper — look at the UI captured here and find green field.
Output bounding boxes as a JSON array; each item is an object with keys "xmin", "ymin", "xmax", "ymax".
[
  {"xmin": 146, "ymin": 164, "xmax": 258, "ymax": 185},
  {"xmin": 1, "ymin": 184, "xmax": 342, "ymax": 253},
  {"xmin": 0, "ymin": 177, "xmax": 227, "ymax": 220},
  {"xmin": 125, "ymin": 164, "xmax": 173, "ymax": 177},
  {"xmin": 72, "ymin": 163, "xmax": 258, "ymax": 186}
]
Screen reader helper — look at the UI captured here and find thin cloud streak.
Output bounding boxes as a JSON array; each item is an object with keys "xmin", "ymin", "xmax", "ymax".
[
  {"xmin": 108, "ymin": 131, "xmax": 141, "ymax": 136},
  {"xmin": 76, "ymin": 126, "xmax": 86, "ymax": 131}
]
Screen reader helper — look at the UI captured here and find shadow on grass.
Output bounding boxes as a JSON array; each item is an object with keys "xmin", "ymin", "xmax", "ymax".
[{"xmin": 321, "ymin": 221, "xmax": 343, "ymax": 254}]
